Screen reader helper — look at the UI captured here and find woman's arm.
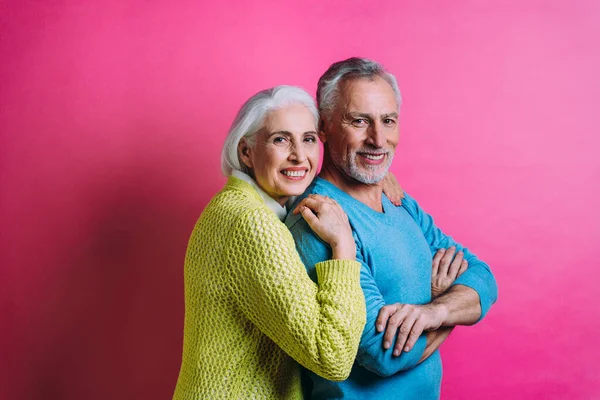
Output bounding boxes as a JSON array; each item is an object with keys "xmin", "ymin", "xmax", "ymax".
[{"xmin": 224, "ymin": 206, "xmax": 366, "ymax": 381}]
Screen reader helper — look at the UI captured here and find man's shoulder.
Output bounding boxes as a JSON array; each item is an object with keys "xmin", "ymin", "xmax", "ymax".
[
  {"xmin": 285, "ymin": 178, "xmax": 339, "ymax": 229},
  {"xmin": 398, "ymin": 191, "xmax": 424, "ymax": 218}
]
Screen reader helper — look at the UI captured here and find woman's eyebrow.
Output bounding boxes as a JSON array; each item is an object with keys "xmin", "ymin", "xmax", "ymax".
[
  {"xmin": 268, "ymin": 130, "xmax": 293, "ymax": 137},
  {"xmin": 268, "ymin": 130, "xmax": 318, "ymax": 136}
]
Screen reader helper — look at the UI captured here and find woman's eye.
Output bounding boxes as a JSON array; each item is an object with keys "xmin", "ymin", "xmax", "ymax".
[
  {"xmin": 304, "ymin": 136, "xmax": 317, "ymax": 143},
  {"xmin": 273, "ymin": 136, "xmax": 287, "ymax": 144},
  {"xmin": 352, "ymin": 119, "xmax": 368, "ymax": 127}
]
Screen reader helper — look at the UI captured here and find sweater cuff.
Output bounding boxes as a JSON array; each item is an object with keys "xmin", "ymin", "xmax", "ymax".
[
  {"xmin": 315, "ymin": 259, "xmax": 362, "ymax": 284},
  {"xmin": 452, "ymin": 272, "xmax": 492, "ymax": 321}
]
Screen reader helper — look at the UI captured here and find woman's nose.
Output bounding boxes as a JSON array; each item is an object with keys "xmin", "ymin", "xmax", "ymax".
[{"xmin": 288, "ymin": 142, "xmax": 307, "ymax": 162}]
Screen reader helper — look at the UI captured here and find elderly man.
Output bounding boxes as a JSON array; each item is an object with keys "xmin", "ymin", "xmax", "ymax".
[{"xmin": 286, "ymin": 58, "xmax": 498, "ymax": 399}]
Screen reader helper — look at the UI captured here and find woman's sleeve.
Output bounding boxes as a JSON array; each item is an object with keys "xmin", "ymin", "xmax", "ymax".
[{"xmin": 224, "ymin": 207, "xmax": 366, "ymax": 381}]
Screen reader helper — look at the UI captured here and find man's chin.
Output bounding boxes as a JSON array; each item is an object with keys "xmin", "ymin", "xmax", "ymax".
[{"xmin": 349, "ymin": 167, "xmax": 388, "ymax": 185}]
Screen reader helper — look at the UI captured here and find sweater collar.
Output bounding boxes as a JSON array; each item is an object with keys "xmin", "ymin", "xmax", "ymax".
[{"xmin": 231, "ymin": 170, "xmax": 288, "ymax": 221}]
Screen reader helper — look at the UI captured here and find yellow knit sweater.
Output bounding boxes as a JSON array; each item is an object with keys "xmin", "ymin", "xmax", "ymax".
[{"xmin": 173, "ymin": 176, "xmax": 366, "ymax": 400}]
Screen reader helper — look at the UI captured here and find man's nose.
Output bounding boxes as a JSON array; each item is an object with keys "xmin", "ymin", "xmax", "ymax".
[{"xmin": 366, "ymin": 124, "xmax": 386, "ymax": 148}]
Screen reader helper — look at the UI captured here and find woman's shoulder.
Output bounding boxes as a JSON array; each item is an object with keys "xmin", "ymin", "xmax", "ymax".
[{"xmin": 203, "ymin": 178, "xmax": 274, "ymax": 224}]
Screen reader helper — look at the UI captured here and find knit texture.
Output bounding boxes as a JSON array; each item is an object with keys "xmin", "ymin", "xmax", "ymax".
[
  {"xmin": 286, "ymin": 177, "xmax": 498, "ymax": 400},
  {"xmin": 173, "ymin": 176, "xmax": 366, "ymax": 400}
]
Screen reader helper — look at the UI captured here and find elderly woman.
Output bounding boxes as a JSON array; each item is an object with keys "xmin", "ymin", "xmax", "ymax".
[{"xmin": 172, "ymin": 86, "xmax": 366, "ymax": 399}]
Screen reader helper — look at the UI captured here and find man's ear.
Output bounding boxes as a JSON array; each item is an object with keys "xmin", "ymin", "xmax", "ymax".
[
  {"xmin": 318, "ymin": 119, "xmax": 328, "ymax": 143},
  {"xmin": 238, "ymin": 138, "xmax": 253, "ymax": 169}
]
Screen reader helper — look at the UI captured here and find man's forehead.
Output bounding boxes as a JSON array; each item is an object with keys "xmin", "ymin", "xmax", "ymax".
[{"xmin": 338, "ymin": 77, "xmax": 398, "ymax": 114}]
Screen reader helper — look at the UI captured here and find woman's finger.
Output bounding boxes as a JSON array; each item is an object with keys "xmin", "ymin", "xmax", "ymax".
[
  {"xmin": 299, "ymin": 206, "xmax": 319, "ymax": 228},
  {"xmin": 294, "ymin": 197, "xmax": 326, "ymax": 214}
]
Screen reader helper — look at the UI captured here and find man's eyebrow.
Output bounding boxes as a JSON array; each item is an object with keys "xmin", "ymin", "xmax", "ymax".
[
  {"xmin": 346, "ymin": 112, "xmax": 373, "ymax": 119},
  {"xmin": 382, "ymin": 112, "xmax": 399, "ymax": 119}
]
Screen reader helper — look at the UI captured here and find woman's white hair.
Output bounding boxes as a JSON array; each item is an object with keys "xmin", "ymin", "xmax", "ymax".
[{"xmin": 221, "ymin": 85, "xmax": 318, "ymax": 176}]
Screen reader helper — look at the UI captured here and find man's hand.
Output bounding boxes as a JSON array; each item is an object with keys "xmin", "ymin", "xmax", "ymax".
[
  {"xmin": 431, "ymin": 247, "xmax": 468, "ymax": 299},
  {"xmin": 382, "ymin": 172, "xmax": 404, "ymax": 206},
  {"xmin": 376, "ymin": 303, "xmax": 448, "ymax": 356},
  {"xmin": 419, "ymin": 327, "xmax": 454, "ymax": 363}
]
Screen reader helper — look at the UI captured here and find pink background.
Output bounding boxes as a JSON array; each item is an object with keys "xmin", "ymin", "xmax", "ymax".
[{"xmin": 1, "ymin": 1, "xmax": 599, "ymax": 399}]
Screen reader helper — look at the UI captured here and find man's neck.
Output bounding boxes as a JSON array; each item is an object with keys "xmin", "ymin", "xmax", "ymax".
[{"xmin": 319, "ymin": 156, "xmax": 384, "ymax": 213}]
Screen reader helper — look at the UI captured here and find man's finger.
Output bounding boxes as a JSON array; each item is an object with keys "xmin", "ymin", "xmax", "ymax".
[
  {"xmin": 457, "ymin": 259, "xmax": 468, "ymax": 277},
  {"xmin": 448, "ymin": 251, "xmax": 464, "ymax": 280},
  {"xmin": 404, "ymin": 319, "xmax": 427, "ymax": 352},
  {"xmin": 376, "ymin": 304, "xmax": 397, "ymax": 333},
  {"xmin": 438, "ymin": 246, "xmax": 456, "ymax": 275},
  {"xmin": 383, "ymin": 307, "xmax": 410, "ymax": 349},
  {"xmin": 432, "ymin": 248, "xmax": 446, "ymax": 277},
  {"xmin": 393, "ymin": 313, "xmax": 418, "ymax": 356}
]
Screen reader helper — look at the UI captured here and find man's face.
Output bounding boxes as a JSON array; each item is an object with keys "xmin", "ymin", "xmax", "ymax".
[{"xmin": 322, "ymin": 76, "xmax": 400, "ymax": 184}]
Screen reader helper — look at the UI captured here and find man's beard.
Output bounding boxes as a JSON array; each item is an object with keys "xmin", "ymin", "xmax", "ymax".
[{"xmin": 333, "ymin": 148, "xmax": 395, "ymax": 184}]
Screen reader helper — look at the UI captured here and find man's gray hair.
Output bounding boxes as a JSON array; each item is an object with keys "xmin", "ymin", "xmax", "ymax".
[
  {"xmin": 316, "ymin": 57, "xmax": 402, "ymax": 123},
  {"xmin": 221, "ymin": 85, "xmax": 318, "ymax": 176}
]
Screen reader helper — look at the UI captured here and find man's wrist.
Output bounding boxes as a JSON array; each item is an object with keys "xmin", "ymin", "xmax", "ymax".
[{"xmin": 426, "ymin": 302, "xmax": 449, "ymax": 328}]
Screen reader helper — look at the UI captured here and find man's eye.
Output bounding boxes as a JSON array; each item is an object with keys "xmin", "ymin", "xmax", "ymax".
[{"xmin": 383, "ymin": 118, "xmax": 396, "ymax": 125}]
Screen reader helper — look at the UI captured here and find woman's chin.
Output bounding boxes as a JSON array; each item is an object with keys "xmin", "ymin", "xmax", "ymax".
[
  {"xmin": 285, "ymin": 183, "xmax": 312, "ymax": 197},
  {"xmin": 282, "ymin": 189, "xmax": 306, "ymax": 198}
]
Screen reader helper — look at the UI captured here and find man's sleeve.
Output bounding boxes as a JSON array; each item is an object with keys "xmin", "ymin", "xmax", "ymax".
[
  {"xmin": 287, "ymin": 215, "xmax": 427, "ymax": 377},
  {"xmin": 401, "ymin": 192, "xmax": 499, "ymax": 320}
]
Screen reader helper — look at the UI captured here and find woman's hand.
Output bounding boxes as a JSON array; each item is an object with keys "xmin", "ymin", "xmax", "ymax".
[
  {"xmin": 293, "ymin": 194, "xmax": 356, "ymax": 260},
  {"xmin": 431, "ymin": 247, "xmax": 468, "ymax": 299},
  {"xmin": 382, "ymin": 172, "xmax": 404, "ymax": 206}
]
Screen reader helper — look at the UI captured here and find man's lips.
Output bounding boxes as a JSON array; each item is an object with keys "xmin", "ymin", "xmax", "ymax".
[{"xmin": 358, "ymin": 152, "xmax": 386, "ymax": 165}]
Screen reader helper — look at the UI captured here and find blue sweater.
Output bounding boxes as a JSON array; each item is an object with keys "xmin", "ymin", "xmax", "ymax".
[{"xmin": 285, "ymin": 178, "xmax": 498, "ymax": 400}]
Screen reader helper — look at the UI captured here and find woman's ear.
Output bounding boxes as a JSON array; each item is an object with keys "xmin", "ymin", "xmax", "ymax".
[{"xmin": 238, "ymin": 138, "xmax": 254, "ymax": 169}]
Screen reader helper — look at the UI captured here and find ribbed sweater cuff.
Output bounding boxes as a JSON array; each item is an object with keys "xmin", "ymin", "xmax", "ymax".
[
  {"xmin": 453, "ymin": 272, "xmax": 491, "ymax": 321},
  {"xmin": 315, "ymin": 259, "xmax": 361, "ymax": 284}
]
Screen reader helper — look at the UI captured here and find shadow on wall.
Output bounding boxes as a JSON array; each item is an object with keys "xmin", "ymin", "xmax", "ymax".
[{"xmin": 24, "ymin": 139, "xmax": 217, "ymax": 400}]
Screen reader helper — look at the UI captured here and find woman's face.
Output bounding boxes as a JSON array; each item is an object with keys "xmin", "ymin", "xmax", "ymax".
[{"xmin": 240, "ymin": 104, "xmax": 319, "ymax": 205}]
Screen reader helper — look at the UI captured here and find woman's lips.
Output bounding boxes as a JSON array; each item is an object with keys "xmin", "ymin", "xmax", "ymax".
[{"xmin": 281, "ymin": 167, "xmax": 308, "ymax": 180}]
